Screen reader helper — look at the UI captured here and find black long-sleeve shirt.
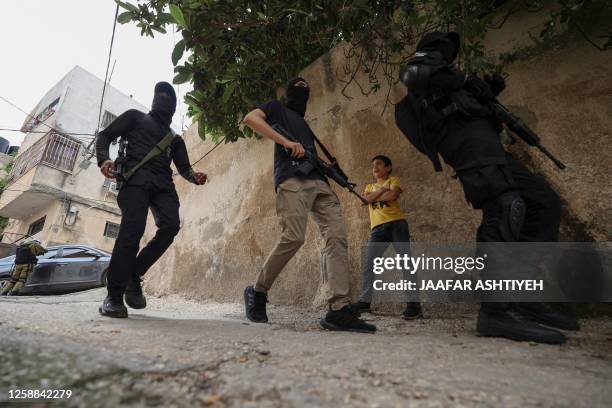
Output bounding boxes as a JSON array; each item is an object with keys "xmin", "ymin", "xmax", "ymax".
[{"xmin": 96, "ymin": 109, "xmax": 197, "ymax": 188}]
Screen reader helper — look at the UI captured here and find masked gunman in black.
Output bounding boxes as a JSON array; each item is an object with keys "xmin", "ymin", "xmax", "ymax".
[
  {"xmin": 242, "ymin": 78, "xmax": 376, "ymax": 333},
  {"xmin": 96, "ymin": 82, "xmax": 207, "ymax": 318},
  {"xmin": 395, "ymin": 32, "xmax": 579, "ymax": 344}
]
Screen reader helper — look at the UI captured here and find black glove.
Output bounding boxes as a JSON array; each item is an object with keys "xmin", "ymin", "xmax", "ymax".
[
  {"xmin": 464, "ymin": 74, "xmax": 496, "ymax": 103},
  {"xmin": 484, "ymin": 73, "xmax": 506, "ymax": 96}
]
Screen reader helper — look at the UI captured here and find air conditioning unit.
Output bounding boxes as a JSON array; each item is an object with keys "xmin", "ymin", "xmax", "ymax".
[{"xmin": 108, "ymin": 182, "xmax": 119, "ymax": 195}]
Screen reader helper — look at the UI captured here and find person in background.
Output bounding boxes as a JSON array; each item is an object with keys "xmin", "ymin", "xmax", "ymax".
[
  {"xmin": 351, "ymin": 155, "xmax": 422, "ymax": 319},
  {"xmin": 1, "ymin": 239, "xmax": 47, "ymax": 296}
]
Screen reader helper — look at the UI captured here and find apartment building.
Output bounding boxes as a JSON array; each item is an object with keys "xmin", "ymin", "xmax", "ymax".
[{"xmin": 0, "ymin": 66, "xmax": 148, "ymax": 252}]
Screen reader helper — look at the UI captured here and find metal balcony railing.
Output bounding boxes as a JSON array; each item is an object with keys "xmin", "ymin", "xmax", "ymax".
[{"xmin": 8, "ymin": 131, "xmax": 81, "ymax": 183}]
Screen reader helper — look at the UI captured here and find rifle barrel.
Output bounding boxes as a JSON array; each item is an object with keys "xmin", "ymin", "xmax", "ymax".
[
  {"xmin": 537, "ymin": 145, "xmax": 567, "ymax": 170},
  {"xmin": 350, "ymin": 189, "xmax": 369, "ymax": 205}
]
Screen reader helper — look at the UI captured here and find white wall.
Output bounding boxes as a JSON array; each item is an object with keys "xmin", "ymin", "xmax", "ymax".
[{"xmin": 19, "ymin": 65, "xmax": 149, "ymax": 157}]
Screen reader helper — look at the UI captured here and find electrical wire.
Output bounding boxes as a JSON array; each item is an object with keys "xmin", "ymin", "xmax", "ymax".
[
  {"xmin": 87, "ymin": 3, "xmax": 120, "ymax": 152},
  {"xmin": 0, "ymin": 95, "xmax": 69, "ymax": 138},
  {"xmin": 172, "ymin": 136, "xmax": 226, "ymax": 176},
  {"xmin": 0, "ymin": 187, "xmax": 117, "ymax": 206},
  {"xmin": 0, "ymin": 127, "xmax": 96, "ymax": 137}
]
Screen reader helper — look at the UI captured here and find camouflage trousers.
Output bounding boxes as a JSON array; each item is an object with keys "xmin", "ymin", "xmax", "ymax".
[{"xmin": 1, "ymin": 264, "xmax": 34, "ymax": 296}]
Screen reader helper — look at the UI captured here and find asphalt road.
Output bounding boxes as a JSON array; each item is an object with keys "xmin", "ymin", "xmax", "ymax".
[{"xmin": 0, "ymin": 288, "xmax": 611, "ymax": 407}]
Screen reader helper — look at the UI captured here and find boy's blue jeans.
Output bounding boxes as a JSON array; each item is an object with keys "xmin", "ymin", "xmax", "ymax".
[{"xmin": 358, "ymin": 219, "xmax": 416, "ymax": 303}]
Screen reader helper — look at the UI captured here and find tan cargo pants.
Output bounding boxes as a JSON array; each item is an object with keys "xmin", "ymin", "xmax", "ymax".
[
  {"xmin": 255, "ymin": 177, "xmax": 351, "ymax": 310},
  {"xmin": 1, "ymin": 264, "xmax": 33, "ymax": 295}
]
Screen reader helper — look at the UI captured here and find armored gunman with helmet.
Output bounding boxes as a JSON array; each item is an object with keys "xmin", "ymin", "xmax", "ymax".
[{"xmin": 395, "ymin": 31, "xmax": 578, "ymax": 344}]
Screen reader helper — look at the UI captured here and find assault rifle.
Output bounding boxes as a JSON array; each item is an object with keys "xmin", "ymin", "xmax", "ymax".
[
  {"xmin": 113, "ymin": 137, "xmax": 128, "ymax": 188},
  {"xmin": 272, "ymin": 124, "xmax": 369, "ymax": 205},
  {"xmin": 491, "ymin": 103, "xmax": 566, "ymax": 170},
  {"xmin": 399, "ymin": 50, "xmax": 566, "ymax": 170}
]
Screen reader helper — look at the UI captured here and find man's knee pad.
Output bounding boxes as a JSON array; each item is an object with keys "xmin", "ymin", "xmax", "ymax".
[
  {"xmin": 496, "ymin": 192, "xmax": 526, "ymax": 241},
  {"xmin": 542, "ymin": 188, "xmax": 561, "ymax": 216}
]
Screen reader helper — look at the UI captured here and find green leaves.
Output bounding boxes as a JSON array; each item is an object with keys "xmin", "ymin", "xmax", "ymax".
[
  {"xmin": 172, "ymin": 39, "xmax": 186, "ymax": 65},
  {"xmin": 221, "ymin": 82, "xmax": 236, "ymax": 104},
  {"xmin": 173, "ymin": 71, "xmax": 192, "ymax": 85},
  {"xmin": 115, "ymin": 0, "xmax": 137, "ymax": 13},
  {"xmin": 117, "ymin": 11, "xmax": 134, "ymax": 24},
  {"xmin": 168, "ymin": 4, "xmax": 187, "ymax": 28},
  {"xmin": 119, "ymin": 0, "xmax": 601, "ymax": 142}
]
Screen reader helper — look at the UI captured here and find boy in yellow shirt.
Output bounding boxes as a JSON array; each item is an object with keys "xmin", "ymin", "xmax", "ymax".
[{"xmin": 351, "ymin": 155, "xmax": 422, "ymax": 319}]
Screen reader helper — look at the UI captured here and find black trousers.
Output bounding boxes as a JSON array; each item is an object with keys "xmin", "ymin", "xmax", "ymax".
[
  {"xmin": 457, "ymin": 153, "xmax": 561, "ymax": 311},
  {"xmin": 457, "ymin": 153, "xmax": 560, "ymax": 243},
  {"xmin": 107, "ymin": 182, "xmax": 180, "ymax": 295}
]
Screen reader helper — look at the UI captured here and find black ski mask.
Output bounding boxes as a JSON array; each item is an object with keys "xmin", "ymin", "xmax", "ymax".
[
  {"xmin": 150, "ymin": 81, "xmax": 177, "ymax": 127},
  {"xmin": 285, "ymin": 77, "xmax": 310, "ymax": 117}
]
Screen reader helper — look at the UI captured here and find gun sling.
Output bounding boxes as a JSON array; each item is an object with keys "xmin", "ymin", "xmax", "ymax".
[{"xmin": 122, "ymin": 130, "xmax": 176, "ymax": 181}]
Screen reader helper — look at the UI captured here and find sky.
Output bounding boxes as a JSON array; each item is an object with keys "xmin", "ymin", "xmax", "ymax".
[{"xmin": 0, "ymin": 0, "xmax": 191, "ymax": 146}]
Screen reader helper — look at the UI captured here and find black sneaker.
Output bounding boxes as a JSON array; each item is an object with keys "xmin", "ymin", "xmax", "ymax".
[
  {"xmin": 401, "ymin": 302, "xmax": 423, "ymax": 320},
  {"xmin": 320, "ymin": 306, "xmax": 376, "ymax": 333},
  {"xmin": 99, "ymin": 294, "xmax": 128, "ymax": 318},
  {"xmin": 477, "ymin": 308, "xmax": 566, "ymax": 344},
  {"xmin": 513, "ymin": 303, "xmax": 580, "ymax": 331},
  {"xmin": 348, "ymin": 301, "xmax": 371, "ymax": 316},
  {"xmin": 125, "ymin": 276, "xmax": 147, "ymax": 309},
  {"xmin": 244, "ymin": 285, "xmax": 268, "ymax": 323}
]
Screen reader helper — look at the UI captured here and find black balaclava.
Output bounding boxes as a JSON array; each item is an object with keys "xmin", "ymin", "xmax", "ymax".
[
  {"xmin": 416, "ymin": 31, "xmax": 460, "ymax": 63},
  {"xmin": 285, "ymin": 77, "xmax": 310, "ymax": 117},
  {"xmin": 150, "ymin": 81, "xmax": 177, "ymax": 127}
]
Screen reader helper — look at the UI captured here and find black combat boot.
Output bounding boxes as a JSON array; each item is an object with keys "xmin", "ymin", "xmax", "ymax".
[
  {"xmin": 477, "ymin": 305, "xmax": 566, "ymax": 344},
  {"xmin": 513, "ymin": 303, "xmax": 580, "ymax": 331},
  {"xmin": 125, "ymin": 276, "xmax": 147, "ymax": 309},
  {"xmin": 244, "ymin": 285, "xmax": 268, "ymax": 323},
  {"xmin": 401, "ymin": 302, "xmax": 423, "ymax": 320},
  {"xmin": 320, "ymin": 306, "xmax": 377, "ymax": 333},
  {"xmin": 99, "ymin": 293, "xmax": 128, "ymax": 318},
  {"xmin": 348, "ymin": 301, "xmax": 371, "ymax": 316}
]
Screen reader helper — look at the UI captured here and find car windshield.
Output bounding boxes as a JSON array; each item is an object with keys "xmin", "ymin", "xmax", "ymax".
[
  {"xmin": 95, "ymin": 248, "xmax": 110, "ymax": 256},
  {"xmin": 39, "ymin": 249, "xmax": 59, "ymax": 259}
]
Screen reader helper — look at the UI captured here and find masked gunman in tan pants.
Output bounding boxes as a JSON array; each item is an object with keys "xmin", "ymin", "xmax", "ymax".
[
  {"xmin": 242, "ymin": 78, "xmax": 375, "ymax": 333},
  {"xmin": 1, "ymin": 240, "xmax": 47, "ymax": 296}
]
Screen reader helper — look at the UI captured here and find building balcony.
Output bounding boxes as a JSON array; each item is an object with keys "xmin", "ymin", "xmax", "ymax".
[{"xmin": 0, "ymin": 131, "xmax": 82, "ymax": 219}]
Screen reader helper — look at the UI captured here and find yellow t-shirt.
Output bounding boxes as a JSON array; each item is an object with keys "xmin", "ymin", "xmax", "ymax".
[{"xmin": 365, "ymin": 176, "xmax": 406, "ymax": 229}]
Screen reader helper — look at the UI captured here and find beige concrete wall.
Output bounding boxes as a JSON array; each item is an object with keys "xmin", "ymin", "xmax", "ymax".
[
  {"xmin": 142, "ymin": 18, "xmax": 611, "ymax": 306},
  {"xmin": 45, "ymin": 205, "xmax": 120, "ymax": 253},
  {"xmin": 1, "ymin": 202, "xmax": 61, "ymax": 245}
]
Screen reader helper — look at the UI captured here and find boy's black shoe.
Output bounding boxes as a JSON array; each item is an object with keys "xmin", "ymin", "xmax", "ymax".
[
  {"xmin": 477, "ymin": 308, "xmax": 566, "ymax": 344},
  {"xmin": 348, "ymin": 301, "xmax": 371, "ymax": 316},
  {"xmin": 244, "ymin": 285, "xmax": 268, "ymax": 323},
  {"xmin": 125, "ymin": 276, "xmax": 146, "ymax": 309},
  {"xmin": 99, "ymin": 294, "xmax": 128, "ymax": 318},
  {"xmin": 320, "ymin": 306, "xmax": 376, "ymax": 333},
  {"xmin": 513, "ymin": 303, "xmax": 580, "ymax": 331},
  {"xmin": 401, "ymin": 302, "xmax": 423, "ymax": 320}
]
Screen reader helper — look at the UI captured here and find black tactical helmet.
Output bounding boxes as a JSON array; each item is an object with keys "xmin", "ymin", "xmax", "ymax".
[{"xmin": 416, "ymin": 31, "xmax": 460, "ymax": 63}]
